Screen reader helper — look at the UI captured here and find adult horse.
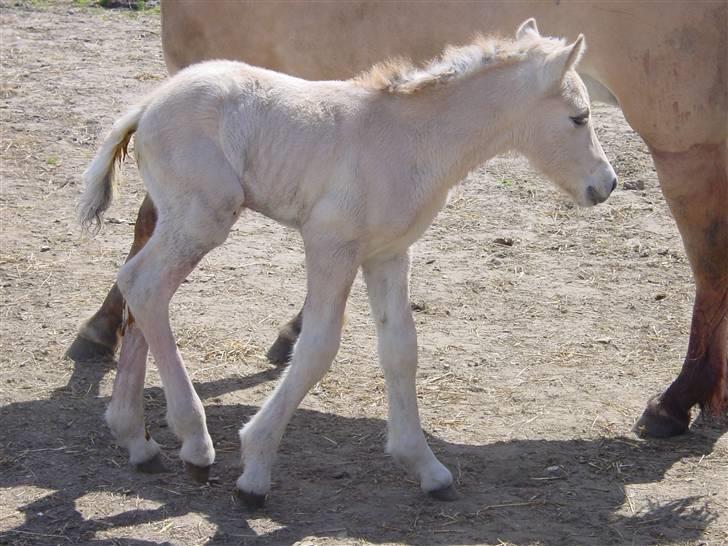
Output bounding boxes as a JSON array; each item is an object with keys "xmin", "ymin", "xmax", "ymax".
[{"xmin": 69, "ymin": 1, "xmax": 727, "ymax": 439}]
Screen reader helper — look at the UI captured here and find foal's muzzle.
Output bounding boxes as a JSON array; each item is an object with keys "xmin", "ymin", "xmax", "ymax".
[{"xmin": 587, "ymin": 177, "xmax": 617, "ymax": 205}]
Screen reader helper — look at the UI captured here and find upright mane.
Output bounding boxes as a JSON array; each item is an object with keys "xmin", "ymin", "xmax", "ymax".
[{"xmin": 353, "ymin": 34, "xmax": 565, "ymax": 94}]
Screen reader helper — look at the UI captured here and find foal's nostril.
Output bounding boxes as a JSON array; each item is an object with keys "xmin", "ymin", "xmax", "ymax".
[
  {"xmin": 587, "ymin": 185, "xmax": 599, "ymax": 204},
  {"xmin": 610, "ymin": 178, "xmax": 618, "ymax": 193}
]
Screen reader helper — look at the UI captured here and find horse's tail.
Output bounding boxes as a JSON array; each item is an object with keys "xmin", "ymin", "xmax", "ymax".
[{"xmin": 78, "ymin": 103, "xmax": 146, "ymax": 233}]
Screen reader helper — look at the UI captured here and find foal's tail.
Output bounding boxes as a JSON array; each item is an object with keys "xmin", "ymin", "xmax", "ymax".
[{"xmin": 78, "ymin": 104, "xmax": 146, "ymax": 233}]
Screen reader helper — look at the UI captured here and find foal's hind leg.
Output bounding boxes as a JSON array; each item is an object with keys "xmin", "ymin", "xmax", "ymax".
[
  {"xmin": 105, "ymin": 318, "xmax": 165, "ymax": 472},
  {"xmin": 635, "ymin": 143, "xmax": 728, "ymax": 437},
  {"xmin": 363, "ymin": 253, "xmax": 455, "ymax": 500},
  {"xmin": 67, "ymin": 195, "xmax": 157, "ymax": 361},
  {"xmin": 114, "ymin": 157, "xmax": 244, "ymax": 479},
  {"xmin": 117, "ymin": 228, "xmax": 220, "ymax": 480}
]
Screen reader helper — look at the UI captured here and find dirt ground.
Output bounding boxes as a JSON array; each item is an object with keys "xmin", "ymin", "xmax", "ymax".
[{"xmin": 0, "ymin": 2, "xmax": 726, "ymax": 545}]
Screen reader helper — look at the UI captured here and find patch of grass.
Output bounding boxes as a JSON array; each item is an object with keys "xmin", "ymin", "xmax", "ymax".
[
  {"xmin": 498, "ymin": 178, "xmax": 514, "ymax": 186},
  {"xmin": 46, "ymin": 156, "xmax": 59, "ymax": 166}
]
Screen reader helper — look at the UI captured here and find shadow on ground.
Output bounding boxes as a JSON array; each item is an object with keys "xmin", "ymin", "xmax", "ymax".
[{"xmin": 0, "ymin": 356, "xmax": 723, "ymax": 545}]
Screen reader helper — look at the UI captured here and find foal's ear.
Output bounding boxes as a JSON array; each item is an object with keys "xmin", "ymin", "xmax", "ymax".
[
  {"xmin": 544, "ymin": 34, "xmax": 586, "ymax": 85},
  {"xmin": 516, "ymin": 18, "xmax": 540, "ymax": 40}
]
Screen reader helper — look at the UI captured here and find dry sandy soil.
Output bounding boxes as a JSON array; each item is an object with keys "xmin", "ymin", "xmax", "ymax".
[{"xmin": 1, "ymin": 2, "xmax": 726, "ymax": 545}]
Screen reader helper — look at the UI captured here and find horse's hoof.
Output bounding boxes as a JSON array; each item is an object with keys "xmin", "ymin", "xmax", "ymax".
[
  {"xmin": 428, "ymin": 483, "xmax": 459, "ymax": 501},
  {"xmin": 65, "ymin": 334, "xmax": 116, "ymax": 362},
  {"xmin": 633, "ymin": 395, "xmax": 690, "ymax": 438},
  {"xmin": 266, "ymin": 336, "xmax": 294, "ymax": 367},
  {"xmin": 236, "ymin": 488, "xmax": 268, "ymax": 510},
  {"xmin": 185, "ymin": 462, "xmax": 212, "ymax": 483},
  {"xmin": 134, "ymin": 454, "xmax": 168, "ymax": 474}
]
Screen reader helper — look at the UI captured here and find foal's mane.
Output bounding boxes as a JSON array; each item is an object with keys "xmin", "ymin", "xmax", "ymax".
[{"xmin": 354, "ymin": 34, "xmax": 561, "ymax": 94}]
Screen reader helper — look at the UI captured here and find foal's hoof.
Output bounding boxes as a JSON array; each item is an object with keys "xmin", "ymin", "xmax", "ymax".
[
  {"xmin": 185, "ymin": 462, "xmax": 212, "ymax": 483},
  {"xmin": 428, "ymin": 483, "xmax": 459, "ymax": 502},
  {"xmin": 266, "ymin": 335, "xmax": 294, "ymax": 367},
  {"xmin": 236, "ymin": 488, "xmax": 268, "ymax": 510},
  {"xmin": 134, "ymin": 454, "xmax": 168, "ymax": 474},
  {"xmin": 65, "ymin": 334, "xmax": 116, "ymax": 362},
  {"xmin": 633, "ymin": 395, "xmax": 690, "ymax": 438}
]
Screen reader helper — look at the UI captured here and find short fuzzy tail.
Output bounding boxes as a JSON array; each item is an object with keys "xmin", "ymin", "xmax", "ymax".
[{"xmin": 78, "ymin": 105, "xmax": 144, "ymax": 233}]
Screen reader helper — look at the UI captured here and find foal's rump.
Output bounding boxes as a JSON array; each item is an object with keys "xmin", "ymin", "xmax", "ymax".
[{"xmin": 79, "ymin": 63, "xmax": 248, "ymax": 238}]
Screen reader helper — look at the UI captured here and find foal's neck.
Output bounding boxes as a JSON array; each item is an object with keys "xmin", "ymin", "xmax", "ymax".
[{"xmin": 394, "ymin": 64, "xmax": 533, "ymax": 190}]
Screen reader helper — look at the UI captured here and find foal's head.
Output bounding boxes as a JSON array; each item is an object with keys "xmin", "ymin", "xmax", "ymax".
[{"xmin": 513, "ymin": 19, "xmax": 616, "ymax": 206}]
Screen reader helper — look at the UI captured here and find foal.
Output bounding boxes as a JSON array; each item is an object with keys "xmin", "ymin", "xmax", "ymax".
[{"xmin": 79, "ymin": 20, "xmax": 615, "ymax": 506}]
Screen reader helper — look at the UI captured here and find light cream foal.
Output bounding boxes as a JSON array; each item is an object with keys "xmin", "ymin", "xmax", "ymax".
[{"xmin": 79, "ymin": 21, "xmax": 615, "ymax": 506}]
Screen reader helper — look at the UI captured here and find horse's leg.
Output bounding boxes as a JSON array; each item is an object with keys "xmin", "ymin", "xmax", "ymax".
[
  {"xmin": 266, "ymin": 299, "xmax": 305, "ymax": 365},
  {"xmin": 105, "ymin": 316, "xmax": 166, "ymax": 473},
  {"xmin": 66, "ymin": 194, "xmax": 157, "ymax": 361},
  {"xmin": 635, "ymin": 142, "xmax": 728, "ymax": 438},
  {"xmin": 236, "ymin": 239, "xmax": 358, "ymax": 508},
  {"xmin": 363, "ymin": 253, "xmax": 455, "ymax": 500}
]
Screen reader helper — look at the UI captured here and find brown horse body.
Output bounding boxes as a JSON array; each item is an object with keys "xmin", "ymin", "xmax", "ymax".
[{"xmin": 69, "ymin": 0, "xmax": 727, "ymax": 439}]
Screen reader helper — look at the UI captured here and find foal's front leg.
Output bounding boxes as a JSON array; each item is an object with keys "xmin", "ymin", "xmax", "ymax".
[
  {"xmin": 236, "ymin": 240, "xmax": 359, "ymax": 508},
  {"xmin": 363, "ymin": 253, "xmax": 455, "ymax": 499}
]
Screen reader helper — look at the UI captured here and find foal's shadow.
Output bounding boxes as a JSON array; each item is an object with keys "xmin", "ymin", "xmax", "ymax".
[{"xmin": 1, "ymin": 355, "xmax": 723, "ymax": 545}]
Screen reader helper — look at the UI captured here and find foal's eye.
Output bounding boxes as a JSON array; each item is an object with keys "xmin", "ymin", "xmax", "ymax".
[{"xmin": 570, "ymin": 114, "xmax": 589, "ymax": 127}]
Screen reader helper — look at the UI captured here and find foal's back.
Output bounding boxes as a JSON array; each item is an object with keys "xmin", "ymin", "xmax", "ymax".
[{"xmin": 136, "ymin": 60, "xmax": 373, "ymax": 229}]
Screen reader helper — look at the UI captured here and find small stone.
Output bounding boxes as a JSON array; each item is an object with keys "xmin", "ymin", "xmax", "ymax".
[
  {"xmin": 494, "ymin": 236, "xmax": 514, "ymax": 246},
  {"xmin": 623, "ymin": 178, "xmax": 645, "ymax": 191},
  {"xmin": 40, "ymin": 245, "xmax": 50, "ymax": 252},
  {"xmin": 654, "ymin": 293, "xmax": 667, "ymax": 301}
]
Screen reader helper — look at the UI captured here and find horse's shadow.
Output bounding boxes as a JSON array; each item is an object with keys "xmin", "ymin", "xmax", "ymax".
[{"xmin": 1, "ymin": 356, "xmax": 723, "ymax": 545}]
